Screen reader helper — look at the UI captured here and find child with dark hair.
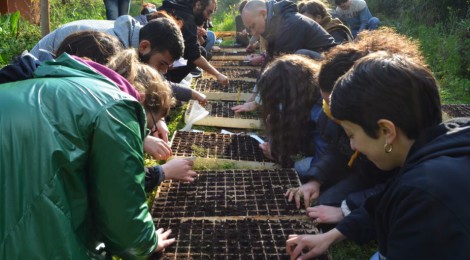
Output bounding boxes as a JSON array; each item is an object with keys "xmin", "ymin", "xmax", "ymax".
[
  {"xmin": 286, "ymin": 29, "xmax": 424, "ymax": 226},
  {"xmin": 287, "ymin": 51, "xmax": 470, "ymax": 260},
  {"xmin": 256, "ymin": 54, "xmax": 328, "ymax": 172},
  {"xmin": 298, "ymin": 0, "xmax": 352, "ymax": 43},
  {"xmin": 30, "ymin": 16, "xmax": 184, "ymax": 74}
]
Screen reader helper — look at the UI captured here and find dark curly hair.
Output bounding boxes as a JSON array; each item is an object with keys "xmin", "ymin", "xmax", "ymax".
[{"xmin": 258, "ymin": 54, "xmax": 322, "ymax": 167}]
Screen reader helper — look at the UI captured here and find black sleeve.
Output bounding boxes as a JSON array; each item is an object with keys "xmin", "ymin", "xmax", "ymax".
[
  {"xmin": 273, "ymin": 14, "xmax": 335, "ymax": 54},
  {"xmin": 336, "ymin": 206, "xmax": 376, "ymax": 245},
  {"xmin": 145, "ymin": 165, "xmax": 165, "ymax": 192},
  {"xmin": 304, "ymin": 118, "xmax": 352, "ymax": 186},
  {"xmin": 0, "ymin": 52, "xmax": 40, "ymax": 84},
  {"xmin": 181, "ymin": 19, "xmax": 201, "ymax": 63},
  {"xmin": 303, "ymin": 148, "xmax": 351, "ymax": 185}
]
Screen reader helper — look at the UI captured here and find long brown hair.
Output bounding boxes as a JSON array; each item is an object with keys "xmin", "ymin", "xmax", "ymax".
[
  {"xmin": 107, "ymin": 49, "xmax": 174, "ymax": 119},
  {"xmin": 258, "ymin": 54, "xmax": 322, "ymax": 167}
]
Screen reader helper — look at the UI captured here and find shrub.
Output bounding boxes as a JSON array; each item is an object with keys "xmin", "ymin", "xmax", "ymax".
[
  {"xmin": 0, "ymin": 12, "xmax": 41, "ymax": 64},
  {"xmin": 213, "ymin": 0, "xmax": 238, "ymax": 31}
]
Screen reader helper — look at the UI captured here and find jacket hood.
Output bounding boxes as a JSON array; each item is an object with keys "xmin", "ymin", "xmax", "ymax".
[{"xmin": 404, "ymin": 118, "xmax": 470, "ymax": 171}]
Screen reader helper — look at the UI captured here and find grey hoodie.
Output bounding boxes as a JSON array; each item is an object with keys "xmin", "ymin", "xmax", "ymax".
[{"xmin": 30, "ymin": 15, "xmax": 141, "ymax": 57}]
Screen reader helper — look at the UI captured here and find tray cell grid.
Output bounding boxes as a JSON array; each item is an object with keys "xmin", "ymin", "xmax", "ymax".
[
  {"xmin": 151, "ymin": 169, "xmax": 301, "ymax": 219},
  {"xmin": 204, "ymin": 100, "xmax": 261, "ymax": 119},
  {"xmin": 151, "ymin": 218, "xmax": 315, "ymax": 260},
  {"xmin": 171, "ymin": 131, "xmax": 268, "ymax": 161},
  {"xmin": 210, "ymin": 60, "xmax": 252, "ymax": 67},
  {"xmin": 195, "ymin": 78, "xmax": 254, "ymax": 93},
  {"xmin": 214, "ymin": 68, "xmax": 259, "ymax": 79}
]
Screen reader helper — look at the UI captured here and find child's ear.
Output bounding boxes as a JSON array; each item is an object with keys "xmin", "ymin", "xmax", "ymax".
[{"xmin": 377, "ymin": 119, "xmax": 397, "ymax": 144}]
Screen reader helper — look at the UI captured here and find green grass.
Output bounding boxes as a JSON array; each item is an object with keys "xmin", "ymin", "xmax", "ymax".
[
  {"xmin": 401, "ymin": 23, "xmax": 470, "ymax": 104},
  {"xmin": 329, "ymin": 240, "xmax": 378, "ymax": 259}
]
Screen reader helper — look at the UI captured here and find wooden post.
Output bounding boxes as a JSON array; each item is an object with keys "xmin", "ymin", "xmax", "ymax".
[{"xmin": 40, "ymin": 0, "xmax": 50, "ymax": 37}]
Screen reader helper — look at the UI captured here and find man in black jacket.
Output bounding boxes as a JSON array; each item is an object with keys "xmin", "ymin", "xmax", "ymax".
[
  {"xmin": 241, "ymin": 0, "xmax": 336, "ymax": 62},
  {"xmin": 158, "ymin": 0, "xmax": 229, "ymax": 85},
  {"xmin": 230, "ymin": 0, "xmax": 336, "ymax": 113}
]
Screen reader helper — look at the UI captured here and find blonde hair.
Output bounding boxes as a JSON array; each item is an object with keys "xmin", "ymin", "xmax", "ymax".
[{"xmin": 107, "ymin": 49, "xmax": 174, "ymax": 117}]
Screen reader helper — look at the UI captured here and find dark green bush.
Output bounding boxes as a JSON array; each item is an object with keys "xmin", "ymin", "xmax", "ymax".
[
  {"xmin": 369, "ymin": 0, "xmax": 469, "ymax": 25},
  {"xmin": 0, "ymin": 12, "xmax": 41, "ymax": 64}
]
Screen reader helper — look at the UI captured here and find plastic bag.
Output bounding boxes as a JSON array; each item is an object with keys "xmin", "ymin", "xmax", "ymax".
[{"xmin": 181, "ymin": 101, "xmax": 209, "ymax": 131}]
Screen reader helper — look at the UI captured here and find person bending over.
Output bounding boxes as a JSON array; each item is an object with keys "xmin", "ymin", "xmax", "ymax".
[{"xmin": 287, "ymin": 51, "xmax": 470, "ymax": 260}]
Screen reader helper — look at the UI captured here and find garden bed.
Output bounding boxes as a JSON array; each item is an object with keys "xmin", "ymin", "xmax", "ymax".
[
  {"xmin": 149, "ymin": 169, "xmax": 329, "ymax": 260},
  {"xmin": 184, "ymin": 100, "xmax": 263, "ymax": 129},
  {"xmin": 194, "ymin": 78, "xmax": 254, "ymax": 101},
  {"xmin": 203, "ymin": 67, "xmax": 260, "ymax": 80}
]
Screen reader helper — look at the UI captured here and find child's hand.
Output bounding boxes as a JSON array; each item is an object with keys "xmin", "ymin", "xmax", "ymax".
[
  {"xmin": 259, "ymin": 142, "xmax": 275, "ymax": 160},
  {"xmin": 144, "ymin": 135, "xmax": 172, "ymax": 160},
  {"xmin": 231, "ymin": 101, "xmax": 258, "ymax": 113},
  {"xmin": 191, "ymin": 90, "xmax": 208, "ymax": 106},
  {"xmin": 285, "ymin": 180, "xmax": 321, "ymax": 209},
  {"xmin": 162, "ymin": 158, "xmax": 197, "ymax": 182}
]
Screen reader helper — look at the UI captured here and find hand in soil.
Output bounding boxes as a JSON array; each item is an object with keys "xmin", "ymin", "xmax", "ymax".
[
  {"xmin": 286, "ymin": 232, "xmax": 336, "ymax": 260},
  {"xmin": 231, "ymin": 101, "xmax": 258, "ymax": 113},
  {"xmin": 155, "ymin": 228, "xmax": 176, "ymax": 252},
  {"xmin": 259, "ymin": 142, "xmax": 275, "ymax": 160},
  {"xmin": 248, "ymin": 54, "xmax": 265, "ymax": 66},
  {"xmin": 162, "ymin": 158, "xmax": 197, "ymax": 182},
  {"xmin": 191, "ymin": 90, "xmax": 208, "ymax": 106},
  {"xmin": 152, "ymin": 119, "xmax": 170, "ymax": 143},
  {"xmin": 306, "ymin": 205, "xmax": 345, "ymax": 224},
  {"xmin": 144, "ymin": 135, "xmax": 172, "ymax": 160},
  {"xmin": 285, "ymin": 180, "xmax": 321, "ymax": 209},
  {"xmin": 216, "ymin": 72, "xmax": 229, "ymax": 86}
]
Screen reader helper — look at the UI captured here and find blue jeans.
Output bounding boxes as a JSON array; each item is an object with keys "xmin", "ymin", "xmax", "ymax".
[
  {"xmin": 294, "ymin": 157, "xmax": 314, "ymax": 180},
  {"xmin": 104, "ymin": 0, "xmax": 131, "ymax": 20},
  {"xmin": 351, "ymin": 17, "xmax": 380, "ymax": 38},
  {"xmin": 205, "ymin": 30, "xmax": 216, "ymax": 53}
]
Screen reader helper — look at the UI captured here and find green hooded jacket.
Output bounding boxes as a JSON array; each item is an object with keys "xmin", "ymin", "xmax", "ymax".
[{"xmin": 0, "ymin": 54, "xmax": 157, "ymax": 259}]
